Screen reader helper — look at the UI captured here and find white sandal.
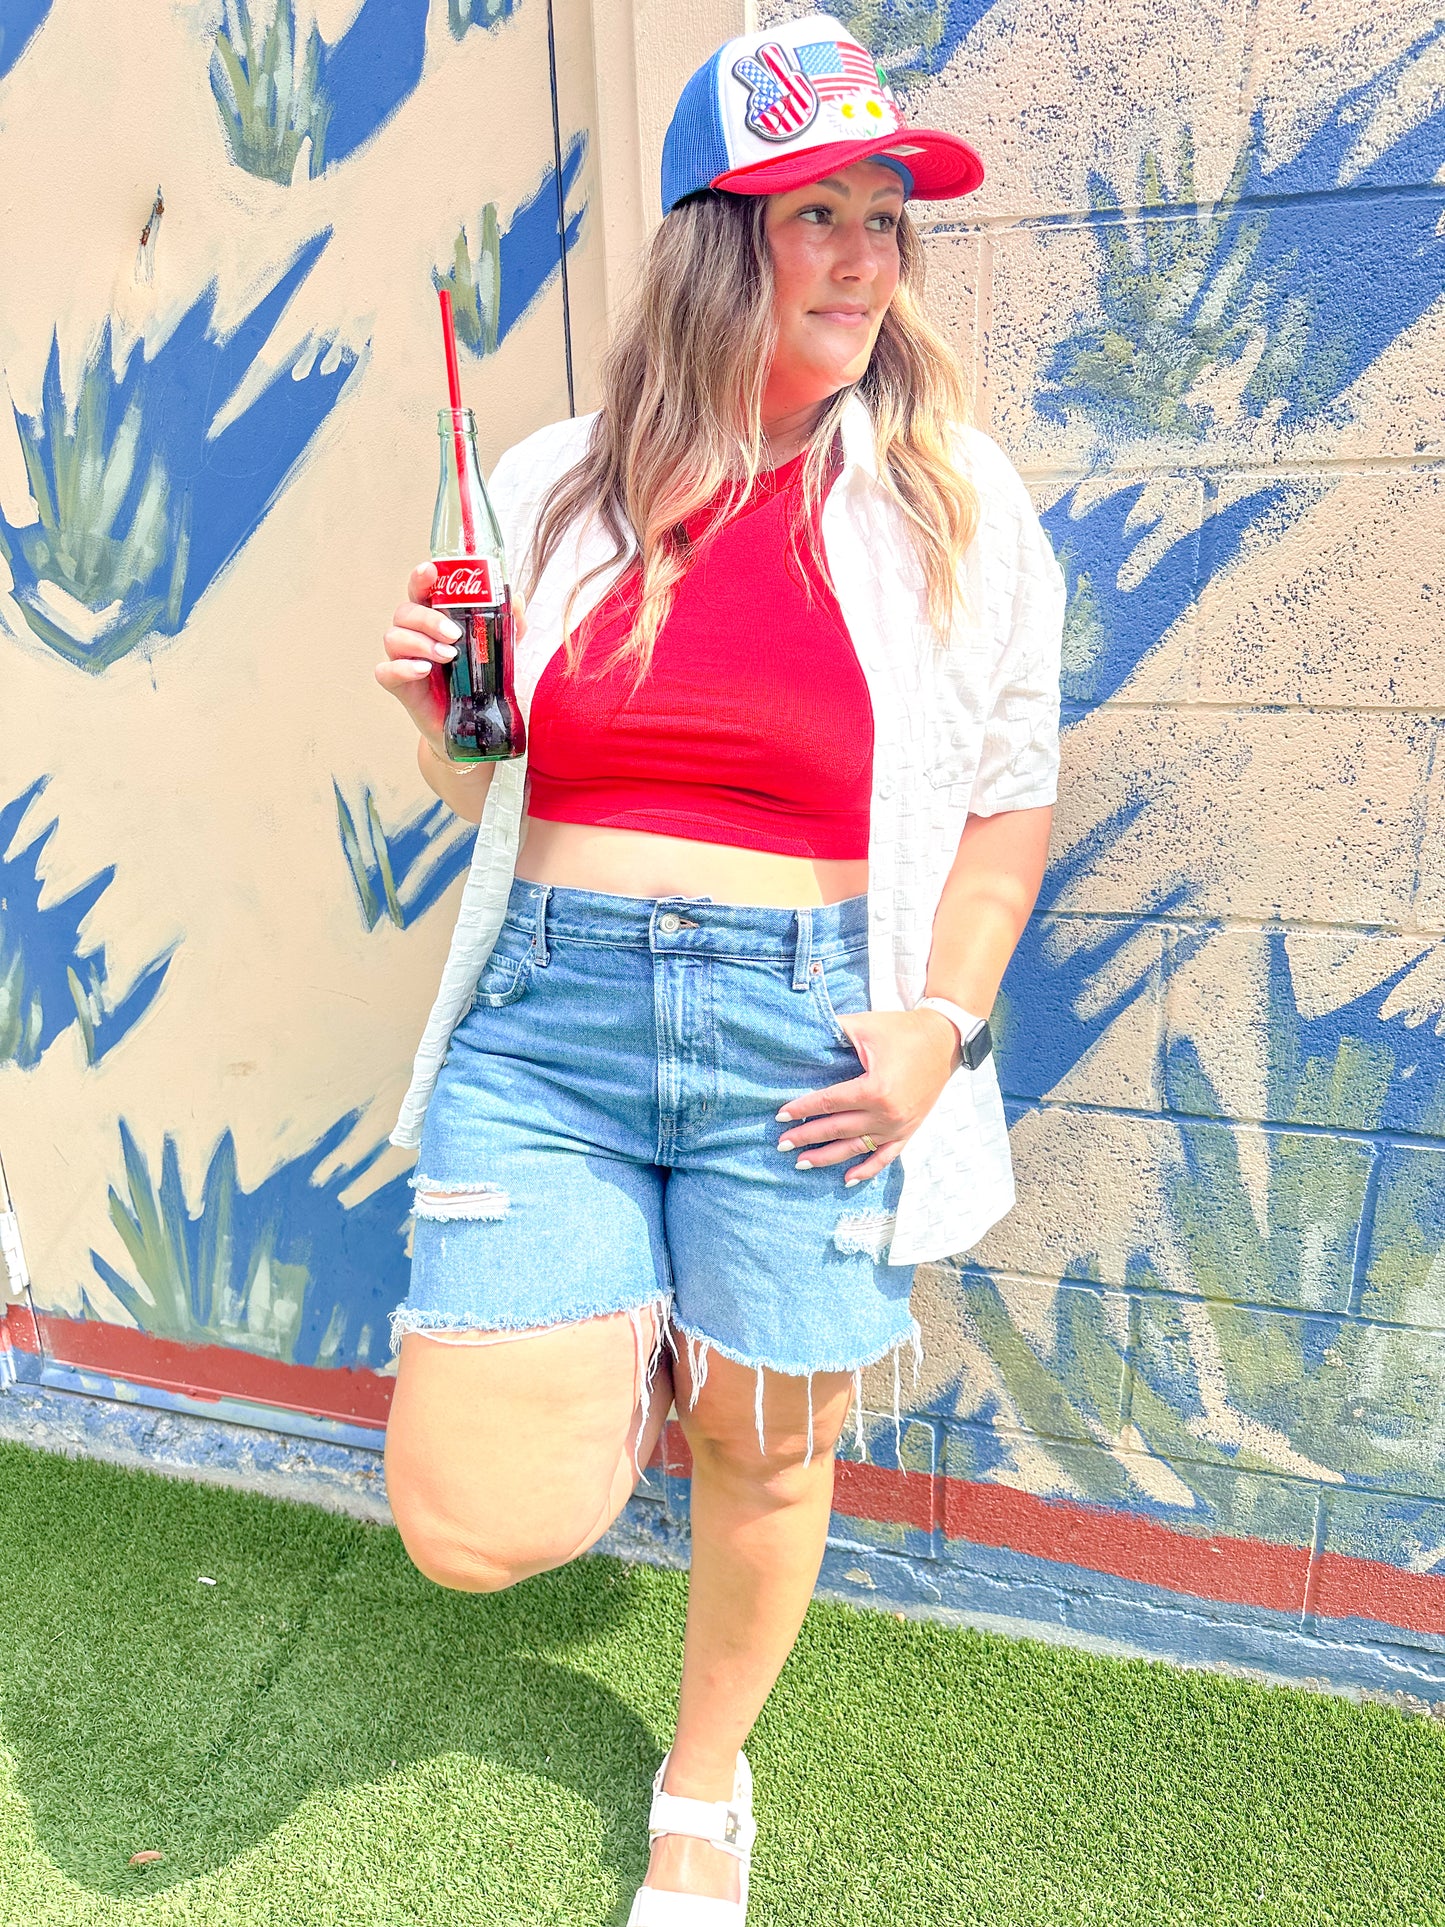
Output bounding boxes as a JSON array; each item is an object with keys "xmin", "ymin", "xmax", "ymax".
[{"xmin": 625, "ymin": 1748, "xmax": 756, "ymax": 1925}]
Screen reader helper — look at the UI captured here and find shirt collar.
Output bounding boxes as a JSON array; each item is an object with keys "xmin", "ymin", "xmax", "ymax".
[{"xmin": 837, "ymin": 389, "xmax": 880, "ymax": 483}]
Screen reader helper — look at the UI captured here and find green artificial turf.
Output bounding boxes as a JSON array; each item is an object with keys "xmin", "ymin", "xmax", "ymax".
[{"xmin": 1, "ymin": 1441, "xmax": 1443, "ymax": 1926}]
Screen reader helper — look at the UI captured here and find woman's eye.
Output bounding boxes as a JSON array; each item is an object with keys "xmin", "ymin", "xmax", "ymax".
[
  {"xmin": 866, "ymin": 212, "xmax": 899, "ymax": 232},
  {"xmin": 799, "ymin": 205, "xmax": 832, "ymax": 224}
]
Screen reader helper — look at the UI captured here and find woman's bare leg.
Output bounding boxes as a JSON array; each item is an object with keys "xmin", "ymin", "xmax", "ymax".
[
  {"xmin": 384, "ymin": 1306, "xmax": 671, "ymax": 1590},
  {"xmin": 644, "ymin": 1343, "xmax": 856, "ymax": 1902}
]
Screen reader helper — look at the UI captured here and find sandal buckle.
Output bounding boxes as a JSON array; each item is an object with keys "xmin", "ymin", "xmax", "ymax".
[{"xmin": 723, "ymin": 1807, "xmax": 740, "ymax": 1844}]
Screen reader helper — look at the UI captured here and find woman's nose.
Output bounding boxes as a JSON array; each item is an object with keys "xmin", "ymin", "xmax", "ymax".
[{"xmin": 831, "ymin": 233, "xmax": 878, "ymax": 281}]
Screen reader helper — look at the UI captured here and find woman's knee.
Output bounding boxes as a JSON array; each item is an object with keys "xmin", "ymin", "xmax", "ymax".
[
  {"xmin": 382, "ymin": 1313, "xmax": 661, "ymax": 1590},
  {"xmin": 386, "ymin": 1445, "xmax": 644, "ymax": 1593},
  {"xmin": 390, "ymin": 1496, "xmax": 590, "ymax": 1593},
  {"xmin": 678, "ymin": 1357, "xmax": 855, "ymax": 1493}
]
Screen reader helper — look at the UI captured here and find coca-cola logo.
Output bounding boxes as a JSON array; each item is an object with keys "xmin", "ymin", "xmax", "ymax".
[{"xmin": 433, "ymin": 557, "xmax": 496, "ymax": 604}]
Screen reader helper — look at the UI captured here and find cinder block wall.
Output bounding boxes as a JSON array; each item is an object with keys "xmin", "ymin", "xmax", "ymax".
[{"xmin": 745, "ymin": 0, "xmax": 1445, "ymax": 1695}]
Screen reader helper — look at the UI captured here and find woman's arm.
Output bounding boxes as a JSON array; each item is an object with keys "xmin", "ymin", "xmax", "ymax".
[
  {"xmin": 775, "ymin": 434, "xmax": 1064, "ymax": 1183},
  {"xmin": 916, "ymin": 803, "xmax": 1053, "ymax": 1060},
  {"xmin": 773, "ymin": 806, "xmax": 1052, "ymax": 1182},
  {"xmin": 417, "ymin": 735, "xmax": 494, "ymax": 825}
]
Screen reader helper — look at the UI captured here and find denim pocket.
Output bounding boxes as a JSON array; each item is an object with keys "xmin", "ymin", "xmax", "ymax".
[
  {"xmin": 809, "ymin": 949, "xmax": 870, "ymax": 1054},
  {"xmin": 467, "ymin": 931, "xmax": 537, "ymax": 1011}
]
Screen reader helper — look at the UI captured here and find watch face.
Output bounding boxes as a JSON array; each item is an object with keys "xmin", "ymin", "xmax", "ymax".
[{"xmin": 962, "ymin": 1021, "xmax": 992, "ymax": 1071}]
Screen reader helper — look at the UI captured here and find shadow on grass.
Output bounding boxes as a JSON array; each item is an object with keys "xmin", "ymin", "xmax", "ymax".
[{"xmin": 0, "ymin": 1445, "xmax": 665, "ymax": 1918}]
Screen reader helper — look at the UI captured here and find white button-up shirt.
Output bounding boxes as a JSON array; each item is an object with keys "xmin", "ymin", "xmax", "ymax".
[{"xmin": 389, "ymin": 393, "xmax": 1065, "ymax": 1265}]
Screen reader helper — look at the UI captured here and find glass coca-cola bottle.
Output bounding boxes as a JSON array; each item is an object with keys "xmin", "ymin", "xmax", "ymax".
[{"xmin": 430, "ymin": 406, "xmax": 525, "ymax": 763}]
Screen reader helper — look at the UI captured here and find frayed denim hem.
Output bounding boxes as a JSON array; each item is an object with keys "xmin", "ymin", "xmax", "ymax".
[
  {"xmin": 388, "ymin": 1293, "xmax": 673, "ymax": 1484},
  {"xmin": 666, "ymin": 1315, "xmax": 924, "ymax": 1468}
]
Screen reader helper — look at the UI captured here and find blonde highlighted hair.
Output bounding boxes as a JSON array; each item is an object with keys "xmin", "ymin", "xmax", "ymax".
[{"xmin": 525, "ymin": 190, "xmax": 977, "ymax": 679}]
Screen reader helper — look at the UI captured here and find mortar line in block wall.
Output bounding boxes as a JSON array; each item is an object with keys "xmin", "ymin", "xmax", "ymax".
[
  {"xmin": 942, "ymin": 1413, "xmax": 1437, "ymax": 1513},
  {"xmin": 1148, "ymin": 926, "xmax": 1171, "ymax": 1113},
  {"xmin": 1006, "ymin": 1094, "xmax": 1445, "ymax": 1155},
  {"xmin": 1344, "ymin": 1150, "xmax": 1385, "ymax": 1321},
  {"xmin": 1409, "ymin": 720, "xmax": 1443, "ymax": 920},
  {"xmin": 1022, "ymin": 453, "xmax": 1445, "ymax": 486},
  {"xmin": 1119, "ymin": 1293, "xmax": 1142, "ymax": 1433},
  {"xmin": 1060, "ymin": 699, "xmax": 1445, "ymax": 717},
  {"xmin": 1300, "ymin": 1488, "xmax": 1331, "ymax": 1628},
  {"xmin": 1236, "ymin": 0, "xmax": 1267, "ymax": 196},
  {"xmin": 1026, "ymin": 907, "xmax": 1441, "ymax": 940},
  {"xmin": 946, "ymin": 1266, "xmax": 1445, "ymax": 1340},
  {"xmin": 973, "ymin": 227, "xmax": 994, "ymax": 434},
  {"xmin": 917, "ymin": 180, "xmax": 1445, "ymax": 240}
]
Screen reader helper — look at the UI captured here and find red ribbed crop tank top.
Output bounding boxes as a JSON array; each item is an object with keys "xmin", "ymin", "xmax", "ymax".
[{"xmin": 525, "ymin": 448, "xmax": 873, "ymax": 859}]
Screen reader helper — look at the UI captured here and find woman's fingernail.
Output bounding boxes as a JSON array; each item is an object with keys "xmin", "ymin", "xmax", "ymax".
[
  {"xmin": 435, "ymin": 642, "xmax": 458, "ymax": 660},
  {"xmin": 796, "ymin": 1157, "xmax": 813, "ymax": 1169},
  {"xmin": 778, "ymin": 1138, "xmax": 795, "ymax": 1152},
  {"xmin": 844, "ymin": 1173, "xmax": 861, "ymax": 1186},
  {"xmin": 775, "ymin": 1108, "xmax": 792, "ymax": 1121},
  {"xmin": 402, "ymin": 660, "xmax": 432, "ymax": 676},
  {"xmin": 437, "ymin": 616, "xmax": 464, "ymax": 641}
]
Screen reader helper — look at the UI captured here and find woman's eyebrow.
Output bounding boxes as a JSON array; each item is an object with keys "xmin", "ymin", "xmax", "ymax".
[{"xmin": 809, "ymin": 177, "xmax": 904, "ymax": 203}]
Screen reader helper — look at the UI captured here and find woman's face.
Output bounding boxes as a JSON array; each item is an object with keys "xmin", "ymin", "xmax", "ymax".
[{"xmin": 761, "ymin": 159, "xmax": 905, "ymax": 420}]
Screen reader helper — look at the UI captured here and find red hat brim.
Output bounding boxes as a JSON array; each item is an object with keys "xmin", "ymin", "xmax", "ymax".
[{"xmin": 712, "ymin": 127, "xmax": 984, "ymax": 201}]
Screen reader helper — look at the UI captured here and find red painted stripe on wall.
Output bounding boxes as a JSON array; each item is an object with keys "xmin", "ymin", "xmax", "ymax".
[
  {"xmin": 1312, "ymin": 1550, "xmax": 1445, "ymax": 1638},
  {"xmin": 835, "ymin": 1456, "xmax": 934, "ymax": 1531},
  {"xmin": 943, "ymin": 1474, "xmax": 1311, "ymax": 1614},
  {"xmin": 13, "ymin": 1312, "xmax": 392, "ymax": 1426},
  {"xmin": 7, "ymin": 1311, "xmax": 1445, "ymax": 1638}
]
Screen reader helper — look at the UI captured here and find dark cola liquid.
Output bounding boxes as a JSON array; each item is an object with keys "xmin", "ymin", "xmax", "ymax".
[{"xmin": 441, "ymin": 599, "xmax": 526, "ymax": 763}]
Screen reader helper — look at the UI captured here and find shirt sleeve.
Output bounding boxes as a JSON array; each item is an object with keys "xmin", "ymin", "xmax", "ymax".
[
  {"xmin": 967, "ymin": 455, "xmax": 1067, "ymax": 818},
  {"xmin": 484, "ymin": 439, "xmax": 535, "ymax": 571},
  {"xmin": 485, "ymin": 412, "xmax": 600, "ymax": 580}
]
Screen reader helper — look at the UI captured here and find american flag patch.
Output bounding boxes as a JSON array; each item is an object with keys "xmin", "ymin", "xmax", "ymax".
[{"xmin": 795, "ymin": 39, "xmax": 887, "ymax": 99}]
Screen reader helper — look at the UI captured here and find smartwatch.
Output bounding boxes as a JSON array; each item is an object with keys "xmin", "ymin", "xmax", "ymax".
[{"xmin": 916, "ymin": 996, "xmax": 992, "ymax": 1071}]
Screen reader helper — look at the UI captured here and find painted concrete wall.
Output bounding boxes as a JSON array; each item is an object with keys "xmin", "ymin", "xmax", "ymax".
[
  {"xmin": 5, "ymin": 0, "xmax": 1445, "ymax": 1700},
  {"xmin": 0, "ymin": 0, "xmax": 602, "ymax": 1375},
  {"xmin": 750, "ymin": 0, "xmax": 1445, "ymax": 1694}
]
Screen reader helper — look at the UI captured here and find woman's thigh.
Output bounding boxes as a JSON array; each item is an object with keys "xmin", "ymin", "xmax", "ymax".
[
  {"xmin": 385, "ymin": 1308, "xmax": 666, "ymax": 1588},
  {"xmin": 664, "ymin": 923, "xmax": 918, "ymax": 1397}
]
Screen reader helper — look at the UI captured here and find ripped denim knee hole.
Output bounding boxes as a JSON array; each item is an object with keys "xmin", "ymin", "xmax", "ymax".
[{"xmin": 409, "ymin": 1174, "xmax": 510, "ymax": 1221}]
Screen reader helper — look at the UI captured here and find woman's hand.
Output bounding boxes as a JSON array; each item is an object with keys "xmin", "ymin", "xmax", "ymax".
[
  {"xmin": 775, "ymin": 1009, "xmax": 961, "ymax": 1186},
  {"xmin": 374, "ymin": 560, "xmax": 528, "ymax": 757}
]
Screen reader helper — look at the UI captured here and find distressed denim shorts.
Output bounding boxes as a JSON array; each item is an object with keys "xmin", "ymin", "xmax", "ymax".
[{"xmin": 388, "ymin": 879, "xmax": 921, "ymax": 1454}]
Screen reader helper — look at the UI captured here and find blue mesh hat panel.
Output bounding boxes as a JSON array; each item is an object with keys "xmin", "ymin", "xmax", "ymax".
[{"xmin": 660, "ymin": 52, "xmax": 731, "ymax": 212}]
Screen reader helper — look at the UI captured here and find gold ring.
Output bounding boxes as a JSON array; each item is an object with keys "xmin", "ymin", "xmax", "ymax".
[{"xmin": 859, "ymin": 1133, "xmax": 877, "ymax": 1154}]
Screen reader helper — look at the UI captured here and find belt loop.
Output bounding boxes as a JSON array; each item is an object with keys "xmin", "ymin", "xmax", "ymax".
[
  {"xmin": 532, "ymin": 884, "xmax": 552, "ymax": 966},
  {"xmin": 791, "ymin": 906, "xmax": 813, "ymax": 990}
]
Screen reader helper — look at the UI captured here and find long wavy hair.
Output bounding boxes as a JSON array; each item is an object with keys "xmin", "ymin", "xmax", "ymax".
[{"xmin": 524, "ymin": 188, "xmax": 978, "ymax": 681}]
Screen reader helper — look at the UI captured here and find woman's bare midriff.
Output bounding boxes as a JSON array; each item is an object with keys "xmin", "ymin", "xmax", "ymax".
[{"xmin": 514, "ymin": 816, "xmax": 869, "ymax": 908}]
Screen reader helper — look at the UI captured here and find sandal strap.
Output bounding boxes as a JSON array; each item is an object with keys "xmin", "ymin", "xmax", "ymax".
[
  {"xmin": 648, "ymin": 1788, "xmax": 757, "ymax": 1859},
  {"xmin": 626, "ymin": 1889, "xmax": 744, "ymax": 1926}
]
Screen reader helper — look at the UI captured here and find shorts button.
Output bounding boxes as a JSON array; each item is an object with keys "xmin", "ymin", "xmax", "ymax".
[{"xmin": 658, "ymin": 912, "xmax": 681, "ymax": 933}]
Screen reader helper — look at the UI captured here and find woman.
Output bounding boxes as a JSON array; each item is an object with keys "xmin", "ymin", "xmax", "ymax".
[{"xmin": 376, "ymin": 16, "xmax": 1065, "ymax": 1922}]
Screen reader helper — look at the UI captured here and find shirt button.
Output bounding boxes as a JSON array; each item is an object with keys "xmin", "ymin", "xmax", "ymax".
[
  {"xmin": 658, "ymin": 912, "xmax": 681, "ymax": 933},
  {"xmin": 877, "ymin": 778, "xmax": 895, "ymax": 799},
  {"xmin": 872, "ymin": 903, "xmax": 888, "ymax": 922}
]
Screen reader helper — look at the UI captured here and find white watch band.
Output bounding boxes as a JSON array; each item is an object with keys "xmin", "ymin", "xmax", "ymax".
[{"xmin": 916, "ymin": 996, "xmax": 989, "ymax": 1064}]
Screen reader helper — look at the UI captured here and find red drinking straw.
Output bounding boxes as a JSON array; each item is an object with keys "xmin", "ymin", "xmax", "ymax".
[{"xmin": 436, "ymin": 288, "xmax": 476, "ymax": 554}]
